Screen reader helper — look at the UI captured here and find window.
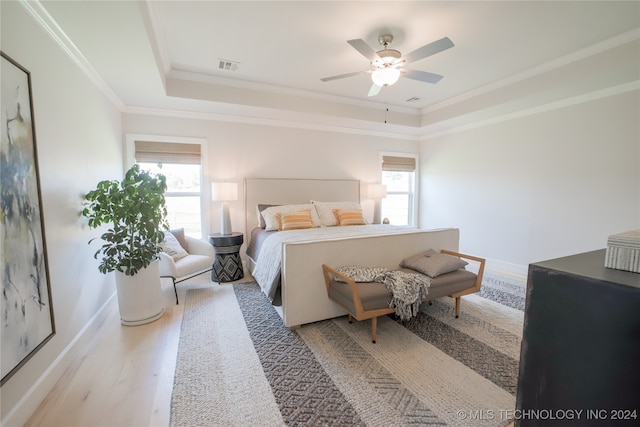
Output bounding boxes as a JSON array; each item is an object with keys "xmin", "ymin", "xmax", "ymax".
[
  {"xmin": 380, "ymin": 154, "xmax": 417, "ymax": 226},
  {"xmin": 134, "ymin": 140, "xmax": 204, "ymax": 238}
]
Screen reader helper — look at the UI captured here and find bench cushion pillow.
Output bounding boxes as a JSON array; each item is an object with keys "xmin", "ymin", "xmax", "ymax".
[{"xmin": 401, "ymin": 250, "xmax": 468, "ymax": 278}]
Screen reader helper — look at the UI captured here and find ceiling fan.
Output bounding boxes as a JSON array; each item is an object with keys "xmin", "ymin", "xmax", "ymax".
[{"xmin": 321, "ymin": 34, "xmax": 454, "ymax": 97}]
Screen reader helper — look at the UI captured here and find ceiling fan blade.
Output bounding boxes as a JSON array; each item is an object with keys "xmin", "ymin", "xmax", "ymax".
[
  {"xmin": 403, "ymin": 37, "xmax": 454, "ymax": 64},
  {"xmin": 402, "ymin": 69, "xmax": 444, "ymax": 84},
  {"xmin": 347, "ymin": 39, "xmax": 381, "ymax": 62},
  {"xmin": 368, "ymin": 83, "xmax": 382, "ymax": 97},
  {"xmin": 321, "ymin": 69, "xmax": 371, "ymax": 82}
]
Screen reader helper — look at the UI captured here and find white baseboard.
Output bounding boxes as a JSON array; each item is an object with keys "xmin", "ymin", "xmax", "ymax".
[{"xmin": 1, "ymin": 292, "xmax": 117, "ymax": 427}]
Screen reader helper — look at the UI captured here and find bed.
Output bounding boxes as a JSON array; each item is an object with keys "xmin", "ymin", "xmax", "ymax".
[{"xmin": 244, "ymin": 177, "xmax": 461, "ymax": 328}]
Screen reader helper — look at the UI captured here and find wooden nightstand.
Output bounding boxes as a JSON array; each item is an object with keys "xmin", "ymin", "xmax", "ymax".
[{"xmin": 208, "ymin": 232, "xmax": 244, "ymax": 282}]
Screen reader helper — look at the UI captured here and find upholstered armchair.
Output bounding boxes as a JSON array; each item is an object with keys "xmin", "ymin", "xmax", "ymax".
[{"xmin": 158, "ymin": 229, "xmax": 215, "ymax": 304}]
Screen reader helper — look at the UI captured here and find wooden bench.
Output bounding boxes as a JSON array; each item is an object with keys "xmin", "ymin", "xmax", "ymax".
[{"xmin": 322, "ymin": 250, "xmax": 485, "ymax": 343}]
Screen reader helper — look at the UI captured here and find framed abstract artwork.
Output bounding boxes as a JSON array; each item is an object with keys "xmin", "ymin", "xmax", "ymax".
[{"xmin": 1, "ymin": 51, "xmax": 55, "ymax": 386}]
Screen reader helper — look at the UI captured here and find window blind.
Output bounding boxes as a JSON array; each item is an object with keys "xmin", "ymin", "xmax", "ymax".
[
  {"xmin": 134, "ymin": 141, "xmax": 201, "ymax": 165},
  {"xmin": 381, "ymin": 155, "xmax": 416, "ymax": 172}
]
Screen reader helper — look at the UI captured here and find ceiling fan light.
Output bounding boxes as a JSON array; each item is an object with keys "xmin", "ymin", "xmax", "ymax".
[{"xmin": 371, "ymin": 67, "xmax": 400, "ymax": 87}]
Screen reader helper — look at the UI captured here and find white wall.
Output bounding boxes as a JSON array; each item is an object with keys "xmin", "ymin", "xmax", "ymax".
[
  {"xmin": 122, "ymin": 113, "xmax": 419, "ymax": 239},
  {"xmin": 1, "ymin": 3, "xmax": 123, "ymax": 425},
  {"xmin": 420, "ymin": 90, "xmax": 640, "ymax": 275}
]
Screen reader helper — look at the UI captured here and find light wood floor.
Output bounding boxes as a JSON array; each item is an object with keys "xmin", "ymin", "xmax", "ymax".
[
  {"xmin": 25, "ymin": 270, "xmax": 520, "ymax": 427},
  {"xmin": 24, "ymin": 274, "xmax": 248, "ymax": 427}
]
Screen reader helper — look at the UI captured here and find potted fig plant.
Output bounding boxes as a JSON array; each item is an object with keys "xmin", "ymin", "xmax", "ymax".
[{"xmin": 82, "ymin": 164, "xmax": 169, "ymax": 325}]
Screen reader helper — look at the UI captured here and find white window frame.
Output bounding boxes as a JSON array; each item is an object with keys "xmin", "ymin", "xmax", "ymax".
[
  {"xmin": 125, "ymin": 134, "xmax": 209, "ymax": 237},
  {"xmin": 379, "ymin": 151, "xmax": 419, "ymax": 227}
]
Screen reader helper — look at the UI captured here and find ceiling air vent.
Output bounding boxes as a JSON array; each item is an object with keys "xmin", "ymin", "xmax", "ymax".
[
  {"xmin": 406, "ymin": 97, "xmax": 421, "ymax": 103},
  {"xmin": 218, "ymin": 59, "xmax": 240, "ymax": 71}
]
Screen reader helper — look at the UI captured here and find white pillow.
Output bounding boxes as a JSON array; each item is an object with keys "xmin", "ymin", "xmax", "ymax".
[
  {"xmin": 160, "ymin": 231, "xmax": 189, "ymax": 261},
  {"xmin": 311, "ymin": 201, "xmax": 362, "ymax": 227},
  {"xmin": 261, "ymin": 204, "xmax": 321, "ymax": 231}
]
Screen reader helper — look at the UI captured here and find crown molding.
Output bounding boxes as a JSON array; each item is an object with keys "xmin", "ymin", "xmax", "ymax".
[
  {"xmin": 20, "ymin": 0, "xmax": 125, "ymax": 111},
  {"xmin": 419, "ymin": 80, "xmax": 639, "ymax": 141},
  {"xmin": 166, "ymin": 69, "xmax": 420, "ymax": 117},
  {"xmin": 423, "ymin": 28, "xmax": 640, "ymax": 115},
  {"xmin": 123, "ymin": 105, "xmax": 420, "ymax": 142},
  {"xmin": 138, "ymin": 0, "xmax": 170, "ymax": 90}
]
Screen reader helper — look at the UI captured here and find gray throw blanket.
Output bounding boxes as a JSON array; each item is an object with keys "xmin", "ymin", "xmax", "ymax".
[{"xmin": 336, "ymin": 266, "xmax": 431, "ymax": 321}]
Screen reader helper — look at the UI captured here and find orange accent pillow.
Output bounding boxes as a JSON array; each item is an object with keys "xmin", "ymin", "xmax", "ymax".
[
  {"xmin": 277, "ymin": 209, "xmax": 316, "ymax": 231},
  {"xmin": 333, "ymin": 208, "xmax": 367, "ymax": 226}
]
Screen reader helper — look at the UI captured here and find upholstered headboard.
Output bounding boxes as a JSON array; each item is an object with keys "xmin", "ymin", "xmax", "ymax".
[{"xmin": 244, "ymin": 178, "xmax": 361, "ymax": 234}]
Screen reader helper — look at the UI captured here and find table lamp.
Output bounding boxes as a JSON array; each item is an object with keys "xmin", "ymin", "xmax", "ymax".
[
  {"xmin": 211, "ymin": 182, "xmax": 238, "ymax": 235},
  {"xmin": 368, "ymin": 184, "xmax": 387, "ymax": 224}
]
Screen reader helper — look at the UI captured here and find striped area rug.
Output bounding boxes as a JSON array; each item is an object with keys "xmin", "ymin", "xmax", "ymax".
[{"xmin": 170, "ymin": 273, "xmax": 525, "ymax": 427}]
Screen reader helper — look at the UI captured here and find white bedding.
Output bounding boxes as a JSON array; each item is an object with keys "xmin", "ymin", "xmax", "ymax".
[{"xmin": 251, "ymin": 224, "xmax": 420, "ymax": 301}]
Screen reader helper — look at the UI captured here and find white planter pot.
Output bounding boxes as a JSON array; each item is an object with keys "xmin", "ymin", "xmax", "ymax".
[{"xmin": 114, "ymin": 259, "xmax": 165, "ymax": 326}]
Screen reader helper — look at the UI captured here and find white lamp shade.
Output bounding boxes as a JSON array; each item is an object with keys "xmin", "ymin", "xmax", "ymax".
[
  {"xmin": 211, "ymin": 182, "xmax": 237, "ymax": 235},
  {"xmin": 211, "ymin": 182, "xmax": 238, "ymax": 201},
  {"xmin": 371, "ymin": 67, "xmax": 400, "ymax": 87},
  {"xmin": 368, "ymin": 184, "xmax": 387, "ymax": 199}
]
